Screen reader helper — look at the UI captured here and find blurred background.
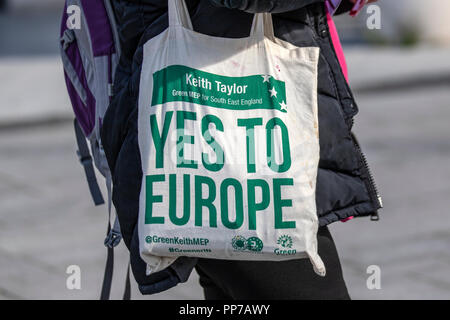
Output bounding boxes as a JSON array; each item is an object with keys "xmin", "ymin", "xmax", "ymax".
[{"xmin": 0, "ymin": 0, "xmax": 449, "ymax": 300}]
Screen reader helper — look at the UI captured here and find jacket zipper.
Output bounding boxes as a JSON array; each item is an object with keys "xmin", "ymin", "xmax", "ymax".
[
  {"xmin": 351, "ymin": 129, "xmax": 383, "ymax": 220},
  {"xmin": 313, "ymin": 4, "xmax": 383, "ymax": 220}
]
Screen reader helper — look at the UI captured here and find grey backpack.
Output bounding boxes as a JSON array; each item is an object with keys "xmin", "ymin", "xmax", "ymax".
[{"xmin": 59, "ymin": 0, "xmax": 129, "ymax": 299}]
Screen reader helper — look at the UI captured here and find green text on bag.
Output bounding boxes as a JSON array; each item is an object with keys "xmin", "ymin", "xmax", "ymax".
[{"xmin": 151, "ymin": 65, "xmax": 287, "ymax": 113}]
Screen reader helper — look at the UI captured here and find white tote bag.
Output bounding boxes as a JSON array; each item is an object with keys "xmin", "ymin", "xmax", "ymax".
[{"xmin": 138, "ymin": 0, "xmax": 325, "ymax": 276}]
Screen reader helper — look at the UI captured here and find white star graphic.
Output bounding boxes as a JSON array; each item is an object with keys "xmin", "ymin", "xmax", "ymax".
[
  {"xmin": 261, "ymin": 75, "xmax": 271, "ymax": 83},
  {"xmin": 269, "ymin": 87, "xmax": 278, "ymax": 98},
  {"xmin": 279, "ymin": 101, "xmax": 287, "ymax": 111}
]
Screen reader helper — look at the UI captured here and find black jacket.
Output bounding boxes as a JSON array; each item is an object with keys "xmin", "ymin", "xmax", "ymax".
[{"xmin": 101, "ymin": 0, "xmax": 382, "ymax": 295}]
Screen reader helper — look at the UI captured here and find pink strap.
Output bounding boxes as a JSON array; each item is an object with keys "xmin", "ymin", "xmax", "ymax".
[
  {"xmin": 341, "ymin": 216, "xmax": 354, "ymax": 223},
  {"xmin": 325, "ymin": 5, "xmax": 353, "ymax": 222},
  {"xmin": 326, "ymin": 11, "xmax": 349, "ymax": 82}
]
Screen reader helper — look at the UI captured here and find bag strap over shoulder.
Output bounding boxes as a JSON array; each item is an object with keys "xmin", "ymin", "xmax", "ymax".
[
  {"xmin": 168, "ymin": 0, "xmax": 193, "ymax": 30},
  {"xmin": 250, "ymin": 13, "xmax": 275, "ymax": 40},
  {"xmin": 169, "ymin": 0, "xmax": 275, "ymax": 40}
]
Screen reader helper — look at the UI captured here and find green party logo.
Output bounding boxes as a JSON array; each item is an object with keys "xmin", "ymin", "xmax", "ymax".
[
  {"xmin": 274, "ymin": 234, "xmax": 296, "ymax": 256},
  {"xmin": 151, "ymin": 65, "xmax": 287, "ymax": 113},
  {"xmin": 231, "ymin": 235, "xmax": 247, "ymax": 250},
  {"xmin": 231, "ymin": 235, "xmax": 263, "ymax": 252},
  {"xmin": 246, "ymin": 237, "xmax": 263, "ymax": 252},
  {"xmin": 277, "ymin": 235, "xmax": 293, "ymax": 249}
]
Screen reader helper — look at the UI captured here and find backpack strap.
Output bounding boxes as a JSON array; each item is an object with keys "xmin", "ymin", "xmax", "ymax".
[
  {"xmin": 101, "ymin": 171, "xmax": 130, "ymax": 300},
  {"xmin": 104, "ymin": 172, "xmax": 122, "ymax": 247},
  {"xmin": 74, "ymin": 119, "xmax": 105, "ymax": 206},
  {"xmin": 100, "ymin": 222, "xmax": 114, "ymax": 300},
  {"xmin": 61, "ymin": 30, "xmax": 88, "ymax": 106},
  {"xmin": 123, "ymin": 262, "xmax": 131, "ymax": 300},
  {"xmin": 73, "ymin": 123, "xmax": 128, "ymax": 299}
]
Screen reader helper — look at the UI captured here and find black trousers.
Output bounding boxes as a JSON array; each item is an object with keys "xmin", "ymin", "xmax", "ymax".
[{"xmin": 195, "ymin": 226, "xmax": 350, "ymax": 300}]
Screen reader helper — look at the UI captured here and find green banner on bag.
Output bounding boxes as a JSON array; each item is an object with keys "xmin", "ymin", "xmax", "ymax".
[{"xmin": 151, "ymin": 65, "xmax": 287, "ymax": 113}]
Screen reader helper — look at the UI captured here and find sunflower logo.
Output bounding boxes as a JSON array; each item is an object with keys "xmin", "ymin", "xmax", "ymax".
[{"xmin": 277, "ymin": 235, "xmax": 293, "ymax": 248}]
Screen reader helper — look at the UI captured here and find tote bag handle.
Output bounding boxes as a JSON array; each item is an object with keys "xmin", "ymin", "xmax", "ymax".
[
  {"xmin": 250, "ymin": 13, "xmax": 275, "ymax": 40},
  {"xmin": 168, "ymin": 0, "xmax": 194, "ymax": 30},
  {"xmin": 169, "ymin": 0, "xmax": 275, "ymax": 40}
]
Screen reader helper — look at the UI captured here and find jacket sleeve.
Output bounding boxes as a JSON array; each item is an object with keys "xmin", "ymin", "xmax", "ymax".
[{"xmin": 209, "ymin": 0, "xmax": 325, "ymax": 13}]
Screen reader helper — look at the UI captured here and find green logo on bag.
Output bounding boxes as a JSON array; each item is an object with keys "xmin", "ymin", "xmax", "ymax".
[
  {"xmin": 247, "ymin": 237, "xmax": 263, "ymax": 252},
  {"xmin": 274, "ymin": 234, "xmax": 296, "ymax": 255},
  {"xmin": 151, "ymin": 65, "xmax": 287, "ymax": 113},
  {"xmin": 231, "ymin": 236, "xmax": 263, "ymax": 252},
  {"xmin": 231, "ymin": 235, "xmax": 247, "ymax": 250},
  {"xmin": 277, "ymin": 235, "xmax": 293, "ymax": 248}
]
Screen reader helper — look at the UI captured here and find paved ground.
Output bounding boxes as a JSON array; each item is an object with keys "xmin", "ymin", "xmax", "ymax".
[
  {"xmin": 0, "ymin": 122, "xmax": 201, "ymax": 300},
  {"xmin": 333, "ymin": 86, "xmax": 450, "ymax": 300}
]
